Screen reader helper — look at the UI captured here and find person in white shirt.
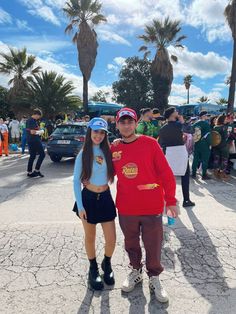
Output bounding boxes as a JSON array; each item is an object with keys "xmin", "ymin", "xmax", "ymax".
[{"xmin": 9, "ymin": 118, "xmax": 20, "ymax": 143}]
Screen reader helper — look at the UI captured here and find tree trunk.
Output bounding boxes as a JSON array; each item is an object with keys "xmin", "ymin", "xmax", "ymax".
[
  {"xmin": 227, "ymin": 39, "xmax": 236, "ymax": 113},
  {"xmin": 187, "ymin": 88, "xmax": 190, "ymax": 104},
  {"xmin": 83, "ymin": 74, "xmax": 88, "ymax": 113}
]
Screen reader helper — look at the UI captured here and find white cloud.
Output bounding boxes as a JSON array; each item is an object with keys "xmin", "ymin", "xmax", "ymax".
[
  {"xmin": 107, "ymin": 64, "xmax": 118, "ymax": 71},
  {"xmin": 18, "ymin": 0, "xmax": 61, "ymax": 26},
  {"xmin": 0, "ymin": 7, "xmax": 12, "ymax": 24},
  {"xmin": 4, "ymin": 36, "xmax": 72, "ymax": 54},
  {"xmin": 97, "ymin": 29, "xmax": 131, "ymax": 46},
  {"xmin": 168, "ymin": 46, "xmax": 231, "ymax": 79},
  {"xmin": 170, "ymin": 83, "xmax": 223, "ymax": 105},
  {"xmin": 114, "ymin": 57, "xmax": 126, "ymax": 66},
  {"xmin": 0, "ymin": 41, "xmax": 106, "ymax": 98},
  {"xmin": 16, "ymin": 19, "xmax": 33, "ymax": 32}
]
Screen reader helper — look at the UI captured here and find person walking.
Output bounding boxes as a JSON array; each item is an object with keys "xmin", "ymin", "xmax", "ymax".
[
  {"xmin": 192, "ymin": 111, "xmax": 212, "ymax": 180},
  {"xmin": 0, "ymin": 118, "xmax": 9, "ymax": 157},
  {"xmin": 111, "ymin": 108, "xmax": 178, "ymax": 303},
  {"xmin": 26, "ymin": 109, "xmax": 45, "ymax": 178},
  {"xmin": 73, "ymin": 117, "xmax": 116, "ymax": 291},
  {"xmin": 158, "ymin": 107, "xmax": 195, "ymax": 208}
]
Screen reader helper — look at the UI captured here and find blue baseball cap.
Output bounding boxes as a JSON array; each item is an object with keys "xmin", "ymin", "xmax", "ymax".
[{"xmin": 88, "ymin": 117, "xmax": 108, "ymax": 132}]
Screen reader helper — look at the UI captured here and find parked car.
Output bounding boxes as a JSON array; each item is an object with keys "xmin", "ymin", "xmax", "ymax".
[
  {"xmin": 47, "ymin": 122, "xmax": 118, "ymax": 162},
  {"xmin": 47, "ymin": 123, "xmax": 87, "ymax": 162}
]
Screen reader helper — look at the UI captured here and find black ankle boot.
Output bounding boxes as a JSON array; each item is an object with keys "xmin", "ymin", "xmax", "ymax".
[
  {"xmin": 88, "ymin": 258, "xmax": 104, "ymax": 290},
  {"xmin": 88, "ymin": 266, "xmax": 104, "ymax": 290},
  {"xmin": 101, "ymin": 256, "xmax": 115, "ymax": 285}
]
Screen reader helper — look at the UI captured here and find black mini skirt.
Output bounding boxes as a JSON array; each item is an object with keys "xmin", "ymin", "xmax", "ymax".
[{"xmin": 73, "ymin": 188, "xmax": 116, "ymax": 224}]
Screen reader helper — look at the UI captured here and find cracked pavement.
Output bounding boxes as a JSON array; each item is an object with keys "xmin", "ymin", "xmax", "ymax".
[{"xmin": 0, "ymin": 155, "xmax": 236, "ymax": 314}]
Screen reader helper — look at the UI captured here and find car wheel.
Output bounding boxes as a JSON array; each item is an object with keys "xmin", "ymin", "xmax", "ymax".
[{"xmin": 50, "ymin": 154, "xmax": 62, "ymax": 162}]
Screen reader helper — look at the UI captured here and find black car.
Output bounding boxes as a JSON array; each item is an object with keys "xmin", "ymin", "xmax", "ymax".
[{"xmin": 47, "ymin": 123, "xmax": 87, "ymax": 162}]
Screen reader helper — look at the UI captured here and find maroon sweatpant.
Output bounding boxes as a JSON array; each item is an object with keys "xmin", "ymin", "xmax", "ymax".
[{"xmin": 119, "ymin": 214, "xmax": 164, "ymax": 277}]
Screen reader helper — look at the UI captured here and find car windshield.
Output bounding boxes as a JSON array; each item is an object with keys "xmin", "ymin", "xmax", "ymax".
[{"xmin": 53, "ymin": 125, "xmax": 87, "ymax": 135}]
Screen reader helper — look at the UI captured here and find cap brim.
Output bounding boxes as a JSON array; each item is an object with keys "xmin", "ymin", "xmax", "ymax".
[
  {"xmin": 117, "ymin": 114, "xmax": 137, "ymax": 122},
  {"xmin": 89, "ymin": 125, "xmax": 108, "ymax": 132}
]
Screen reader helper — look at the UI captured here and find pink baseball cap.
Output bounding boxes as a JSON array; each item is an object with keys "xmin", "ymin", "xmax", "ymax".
[{"xmin": 116, "ymin": 108, "xmax": 138, "ymax": 122}]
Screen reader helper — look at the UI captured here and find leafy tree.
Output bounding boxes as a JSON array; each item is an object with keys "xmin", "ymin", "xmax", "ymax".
[
  {"xmin": 139, "ymin": 17, "xmax": 186, "ymax": 112},
  {"xmin": 183, "ymin": 75, "xmax": 193, "ymax": 104},
  {"xmin": 112, "ymin": 57, "xmax": 154, "ymax": 112},
  {"xmin": 90, "ymin": 90, "xmax": 109, "ymax": 102},
  {"xmin": 0, "ymin": 47, "xmax": 41, "ymax": 113},
  {"xmin": 0, "ymin": 86, "xmax": 10, "ymax": 118},
  {"xmin": 29, "ymin": 71, "xmax": 82, "ymax": 118},
  {"xmin": 63, "ymin": 0, "xmax": 106, "ymax": 113},
  {"xmin": 224, "ymin": 0, "xmax": 236, "ymax": 113}
]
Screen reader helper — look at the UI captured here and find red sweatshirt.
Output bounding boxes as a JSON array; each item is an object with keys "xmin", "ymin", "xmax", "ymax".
[{"xmin": 111, "ymin": 135, "xmax": 176, "ymax": 215}]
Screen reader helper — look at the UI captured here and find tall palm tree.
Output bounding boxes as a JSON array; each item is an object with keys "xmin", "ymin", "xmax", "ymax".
[
  {"xmin": 139, "ymin": 17, "xmax": 186, "ymax": 112},
  {"xmin": 63, "ymin": 0, "xmax": 106, "ymax": 113},
  {"xmin": 183, "ymin": 75, "xmax": 193, "ymax": 104},
  {"xmin": 29, "ymin": 71, "xmax": 82, "ymax": 118},
  {"xmin": 225, "ymin": 0, "xmax": 236, "ymax": 113},
  {"xmin": 0, "ymin": 47, "xmax": 41, "ymax": 103}
]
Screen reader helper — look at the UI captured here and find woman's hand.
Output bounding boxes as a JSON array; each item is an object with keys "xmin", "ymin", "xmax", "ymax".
[
  {"xmin": 112, "ymin": 138, "xmax": 122, "ymax": 146},
  {"xmin": 79, "ymin": 210, "xmax": 87, "ymax": 220}
]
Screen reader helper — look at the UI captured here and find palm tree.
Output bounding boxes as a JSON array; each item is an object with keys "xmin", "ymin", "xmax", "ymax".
[
  {"xmin": 224, "ymin": 0, "xmax": 236, "ymax": 113},
  {"xmin": 198, "ymin": 96, "xmax": 210, "ymax": 103},
  {"xmin": 139, "ymin": 17, "xmax": 186, "ymax": 112},
  {"xmin": 0, "ymin": 47, "xmax": 41, "ymax": 104},
  {"xmin": 29, "ymin": 71, "xmax": 82, "ymax": 118},
  {"xmin": 216, "ymin": 97, "xmax": 228, "ymax": 105},
  {"xmin": 63, "ymin": 0, "xmax": 106, "ymax": 113},
  {"xmin": 183, "ymin": 75, "xmax": 193, "ymax": 104}
]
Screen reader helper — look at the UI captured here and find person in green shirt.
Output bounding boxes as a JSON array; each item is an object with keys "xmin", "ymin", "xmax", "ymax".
[
  {"xmin": 136, "ymin": 108, "xmax": 156, "ymax": 137},
  {"xmin": 192, "ymin": 111, "xmax": 212, "ymax": 180}
]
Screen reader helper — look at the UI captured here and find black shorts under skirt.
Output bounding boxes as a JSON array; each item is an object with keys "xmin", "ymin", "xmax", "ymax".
[{"xmin": 73, "ymin": 188, "xmax": 116, "ymax": 224}]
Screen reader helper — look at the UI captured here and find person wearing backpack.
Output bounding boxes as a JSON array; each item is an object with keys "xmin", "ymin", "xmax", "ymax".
[
  {"xmin": 212, "ymin": 114, "xmax": 229, "ymax": 180},
  {"xmin": 192, "ymin": 111, "xmax": 212, "ymax": 180},
  {"xmin": 136, "ymin": 108, "xmax": 156, "ymax": 137}
]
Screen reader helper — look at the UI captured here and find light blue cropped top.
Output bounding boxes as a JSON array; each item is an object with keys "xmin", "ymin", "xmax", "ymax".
[{"xmin": 73, "ymin": 145, "xmax": 109, "ymax": 212}]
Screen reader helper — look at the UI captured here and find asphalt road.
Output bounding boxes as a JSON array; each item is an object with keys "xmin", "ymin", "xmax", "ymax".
[{"xmin": 0, "ymin": 154, "xmax": 236, "ymax": 314}]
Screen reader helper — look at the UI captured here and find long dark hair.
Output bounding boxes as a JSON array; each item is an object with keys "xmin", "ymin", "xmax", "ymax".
[
  {"xmin": 216, "ymin": 114, "xmax": 226, "ymax": 126},
  {"xmin": 80, "ymin": 128, "xmax": 114, "ymax": 183}
]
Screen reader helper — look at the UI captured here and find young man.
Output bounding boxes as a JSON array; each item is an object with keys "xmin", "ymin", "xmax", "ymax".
[
  {"xmin": 111, "ymin": 108, "xmax": 178, "ymax": 303},
  {"xmin": 192, "ymin": 111, "xmax": 212, "ymax": 180},
  {"xmin": 158, "ymin": 107, "xmax": 195, "ymax": 208},
  {"xmin": 26, "ymin": 109, "xmax": 45, "ymax": 178}
]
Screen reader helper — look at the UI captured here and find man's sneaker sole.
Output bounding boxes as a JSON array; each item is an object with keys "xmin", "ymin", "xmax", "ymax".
[{"xmin": 121, "ymin": 275, "xmax": 143, "ymax": 292}]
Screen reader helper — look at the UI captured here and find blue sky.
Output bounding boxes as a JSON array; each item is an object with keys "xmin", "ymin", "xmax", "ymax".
[{"xmin": 0, "ymin": 0, "xmax": 234, "ymax": 105}]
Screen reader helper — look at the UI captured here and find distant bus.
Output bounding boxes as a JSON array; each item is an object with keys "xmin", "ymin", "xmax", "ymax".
[
  {"xmin": 77, "ymin": 101, "xmax": 124, "ymax": 119},
  {"xmin": 177, "ymin": 103, "xmax": 226, "ymax": 117}
]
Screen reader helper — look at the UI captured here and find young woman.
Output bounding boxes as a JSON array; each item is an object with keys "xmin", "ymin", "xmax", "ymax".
[{"xmin": 73, "ymin": 117, "xmax": 116, "ymax": 290}]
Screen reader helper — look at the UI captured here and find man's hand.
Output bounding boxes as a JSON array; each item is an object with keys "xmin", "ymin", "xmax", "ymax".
[
  {"xmin": 166, "ymin": 205, "xmax": 179, "ymax": 218},
  {"xmin": 79, "ymin": 210, "xmax": 87, "ymax": 220},
  {"xmin": 30, "ymin": 130, "xmax": 37, "ymax": 135}
]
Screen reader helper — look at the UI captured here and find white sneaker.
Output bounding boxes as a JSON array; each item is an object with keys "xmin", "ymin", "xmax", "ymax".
[
  {"xmin": 149, "ymin": 276, "xmax": 169, "ymax": 303},
  {"xmin": 122, "ymin": 268, "xmax": 143, "ymax": 292}
]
